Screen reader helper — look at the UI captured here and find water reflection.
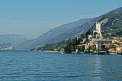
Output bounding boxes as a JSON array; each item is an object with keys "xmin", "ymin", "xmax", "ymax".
[
  {"xmin": 91, "ymin": 55, "xmax": 122, "ymax": 81},
  {"xmin": 92, "ymin": 55, "xmax": 102, "ymax": 81}
]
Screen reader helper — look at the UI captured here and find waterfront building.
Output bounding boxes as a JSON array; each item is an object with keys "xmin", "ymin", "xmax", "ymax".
[{"xmin": 98, "ymin": 40, "xmax": 113, "ymax": 50}]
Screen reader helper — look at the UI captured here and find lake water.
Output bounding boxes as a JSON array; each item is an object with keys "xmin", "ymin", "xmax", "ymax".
[{"xmin": 0, "ymin": 51, "xmax": 122, "ymax": 81}]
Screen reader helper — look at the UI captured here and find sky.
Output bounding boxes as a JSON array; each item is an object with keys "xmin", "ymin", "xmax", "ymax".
[{"xmin": 0, "ymin": 0, "xmax": 122, "ymax": 39}]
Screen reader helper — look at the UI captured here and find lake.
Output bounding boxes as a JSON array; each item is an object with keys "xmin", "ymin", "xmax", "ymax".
[{"xmin": 0, "ymin": 51, "xmax": 122, "ymax": 81}]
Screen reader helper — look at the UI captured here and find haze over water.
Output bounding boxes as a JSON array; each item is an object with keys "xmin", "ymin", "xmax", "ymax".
[
  {"xmin": 0, "ymin": 51, "xmax": 122, "ymax": 81},
  {"xmin": 0, "ymin": 0, "xmax": 122, "ymax": 39}
]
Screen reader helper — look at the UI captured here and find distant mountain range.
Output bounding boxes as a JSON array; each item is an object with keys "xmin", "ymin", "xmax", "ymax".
[
  {"xmin": 0, "ymin": 34, "xmax": 27, "ymax": 49},
  {"xmin": 16, "ymin": 7, "xmax": 122, "ymax": 49}
]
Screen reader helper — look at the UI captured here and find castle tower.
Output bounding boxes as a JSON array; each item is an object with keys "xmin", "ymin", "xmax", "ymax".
[
  {"xmin": 96, "ymin": 22, "xmax": 101, "ymax": 33},
  {"xmin": 93, "ymin": 22, "xmax": 102, "ymax": 39}
]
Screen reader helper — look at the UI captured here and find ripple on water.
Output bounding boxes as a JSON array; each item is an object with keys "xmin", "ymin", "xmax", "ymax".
[{"xmin": 0, "ymin": 51, "xmax": 122, "ymax": 81}]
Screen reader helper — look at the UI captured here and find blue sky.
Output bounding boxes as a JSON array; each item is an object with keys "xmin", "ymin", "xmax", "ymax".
[{"xmin": 0, "ymin": 0, "xmax": 122, "ymax": 39}]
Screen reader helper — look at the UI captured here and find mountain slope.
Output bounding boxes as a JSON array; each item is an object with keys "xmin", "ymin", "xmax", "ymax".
[
  {"xmin": 17, "ymin": 7, "xmax": 122, "ymax": 49},
  {"xmin": 99, "ymin": 7, "xmax": 122, "ymax": 37},
  {"xmin": 17, "ymin": 17, "xmax": 101, "ymax": 49}
]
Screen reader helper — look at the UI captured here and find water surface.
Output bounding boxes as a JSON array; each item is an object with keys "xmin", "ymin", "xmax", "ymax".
[{"xmin": 0, "ymin": 51, "xmax": 122, "ymax": 81}]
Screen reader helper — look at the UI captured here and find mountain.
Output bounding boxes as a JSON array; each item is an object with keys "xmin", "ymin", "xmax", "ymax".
[
  {"xmin": 17, "ymin": 7, "xmax": 122, "ymax": 49},
  {"xmin": 17, "ymin": 17, "xmax": 101, "ymax": 49},
  {"xmin": 111, "ymin": 7, "xmax": 122, "ymax": 14},
  {"xmin": 99, "ymin": 7, "xmax": 122, "ymax": 37},
  {"xmin": 0, "ymin": 34, "xmax": 27, "ymax": 49}
]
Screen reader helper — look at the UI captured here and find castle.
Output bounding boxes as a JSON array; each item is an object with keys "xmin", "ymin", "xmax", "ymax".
[{"xmin": 93, "ymin": 22, "xmax": 102, "ymax": 39}]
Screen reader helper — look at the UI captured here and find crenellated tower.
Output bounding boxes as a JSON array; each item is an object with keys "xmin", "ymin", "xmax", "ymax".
[{"xmin": 93, "ymin": 22, "xmax": 102, "ymax": 39}]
